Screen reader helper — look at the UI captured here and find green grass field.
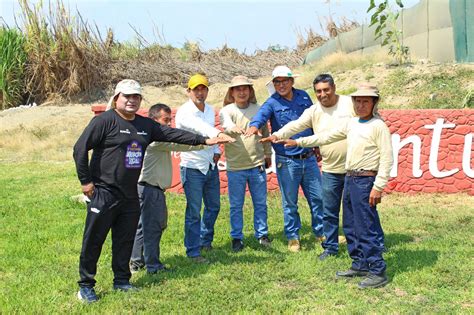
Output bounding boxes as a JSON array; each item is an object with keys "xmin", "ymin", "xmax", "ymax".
[{"xmin": 1, "ymin": 161, "xmax": 473, "ymax": 313}]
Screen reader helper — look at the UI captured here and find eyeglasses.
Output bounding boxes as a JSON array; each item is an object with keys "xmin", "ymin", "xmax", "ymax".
[{"xmin": 273, "ymin": 78, "xmax": 291, "ymax": 86}]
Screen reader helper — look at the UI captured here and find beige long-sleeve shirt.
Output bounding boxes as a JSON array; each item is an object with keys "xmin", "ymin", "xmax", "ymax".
[
  {"xmin": 138, "ymin": 142, "xmax": 204, "ymax": 190},
  {"xmin": 273, "ymin": 95, "xmax": 354, "ymax": 173},
  {"xmin": 219, "ymin": 103, "xmax": 272, "ymax": 171},
  {"xmin": 294, "ymin": 117, "xmax": 393, "ymax": 191}
]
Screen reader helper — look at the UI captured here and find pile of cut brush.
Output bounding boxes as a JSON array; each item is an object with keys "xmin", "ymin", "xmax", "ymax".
[{"xmin": 1, "ymin": 0, "xmax": 357, "ymax": 108}]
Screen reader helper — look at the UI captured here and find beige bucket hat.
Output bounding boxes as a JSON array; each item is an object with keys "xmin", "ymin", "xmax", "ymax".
[
  {"xmin": 223, "ymin": 75, "xmax": 257, "ymax": 106},
  {"xmin": 350, "ymin": 83, "xmax": 380, "ymax": 98},
  {"xmin": 351, "ymin": 83, "xmax": 381, "ymax": 118}
]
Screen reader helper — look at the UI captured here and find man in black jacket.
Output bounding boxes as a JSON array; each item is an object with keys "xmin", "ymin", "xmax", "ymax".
[{"xmin": 73, "ymin": 79, "xmax": 233, "ymax": 303}]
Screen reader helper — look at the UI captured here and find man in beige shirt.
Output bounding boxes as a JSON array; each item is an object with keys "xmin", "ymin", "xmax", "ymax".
[
  {"xmin": 219, "ymin": 75, "xmax": 272, "ymax": 252},
  {"xmin": 271, "ymin": 83, "xmax": 393, "ymax": 289},
  {"xmin": 262, "ymin": 74, "xmax": 355, "ymax": 260},
  {"xmin": 130, "ymin": 103, "xmax": 205, "ymax": 273}
]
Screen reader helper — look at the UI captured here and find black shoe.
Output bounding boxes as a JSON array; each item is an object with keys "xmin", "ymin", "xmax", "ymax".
[
  {"xmin": 336, "ymin": 268, "xmax": 369, "ymax": 279},
  {"xmin": 358, "ymin": 273, "xmax": 388, "ymax": 289},
  {"xmin": 258, "ymin": 236, "xmax": 272, "ymax": 247},
  {"xmin": 77, "ymin": 287, "xmax": 98, "ymax": 303},
  {"xmin": 113, "ymin": 283, "xmax": 140, "ymax": 292},
  {"xmin": 129, "ymin": 261, "xmax": 145, "ymax": 274},
  {"xmin": 231, "ymin": 239, "xmax": 244, "ymax": 252},
  {"xmin": 318, "ymin": 250, "xmax": 336, "ymax": 261}
]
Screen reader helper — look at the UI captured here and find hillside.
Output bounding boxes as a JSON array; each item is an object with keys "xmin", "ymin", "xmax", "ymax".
[{"xmin": 0, "ymin": 51, "xmax": 473, "ymax": 163}]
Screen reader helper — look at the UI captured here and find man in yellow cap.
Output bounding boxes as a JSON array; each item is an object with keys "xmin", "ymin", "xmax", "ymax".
[{"xmin": 175, "ymin": 74, "xmax": 234, "ymax": 263}]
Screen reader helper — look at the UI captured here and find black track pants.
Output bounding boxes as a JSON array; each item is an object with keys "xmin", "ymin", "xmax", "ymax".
[{"xmin": 78, "ymin": 186, "xmax": 140, "ymax": 288}]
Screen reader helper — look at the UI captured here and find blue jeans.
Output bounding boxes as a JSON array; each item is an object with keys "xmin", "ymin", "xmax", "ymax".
[
  {"xmin": 227, "ymin": 167, "xmax": 268, "ymax": 240},
  {"xmin": 343, "ymin": 175, "xmax": 386, "ymax": 275},
  {"xmin": 180, "ymin": 166, "xmax": 220, "ymax": 257},
  {"xmin": 321, "ymin": 172, "xmax": 345, "ymax": 254},
  {"xmin": 275, "ymin": 155, "xmax": 324, "ymax": 240}
]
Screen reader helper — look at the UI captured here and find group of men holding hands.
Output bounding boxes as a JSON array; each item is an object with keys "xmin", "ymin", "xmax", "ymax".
[{"xmin": 73, "ymin": 65, "xmax": 393, "ymax": 303}]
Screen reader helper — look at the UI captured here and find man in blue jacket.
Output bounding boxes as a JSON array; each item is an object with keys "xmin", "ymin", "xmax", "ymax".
[{"xmin": 245, "ymin": 66, "xmax": 324, "ymax": 252}]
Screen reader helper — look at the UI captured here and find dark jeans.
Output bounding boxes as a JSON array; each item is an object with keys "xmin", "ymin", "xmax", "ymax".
[
  {"xmin": 131, "ymin": 183, "xmax": 168, "ymax": 272},
  {"xmin": 343, "ymin": 175, "xmax": 386, "ymax": 275},
  {"xmin": 321, "ymin": 172, "xmax": 345, "ymax": 254},
  {"xmin": 78, "ymin": 186, "xmax": 140, "ymax": 288}
]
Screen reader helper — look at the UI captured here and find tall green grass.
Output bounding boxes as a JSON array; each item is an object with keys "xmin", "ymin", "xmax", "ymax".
[{"xmin": 0, "ymin": 27, "xmax": 27, "ymax": 109}]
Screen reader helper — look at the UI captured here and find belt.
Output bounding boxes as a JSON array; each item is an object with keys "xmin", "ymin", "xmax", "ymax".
[
  {"xmin": 346, "ymin": 170, "xmax": 378, "ymax": 177},
  {"xmin": 278, "ymin": 151, "xmax": 314, "ymax": 160},
  {"xmin": 138, "ymin": 181, "xmax": 164, "ymax": 191}
]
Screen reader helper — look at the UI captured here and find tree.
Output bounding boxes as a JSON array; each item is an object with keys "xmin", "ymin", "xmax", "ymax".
[{"xmin": 368, "ymin": 0, "xmax": 410, "ymax": 65}]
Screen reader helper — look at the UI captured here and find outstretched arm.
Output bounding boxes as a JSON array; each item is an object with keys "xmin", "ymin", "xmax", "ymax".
[{"xmin": 272, "ymin": 106, "xmax": 316, "ymax": 139}]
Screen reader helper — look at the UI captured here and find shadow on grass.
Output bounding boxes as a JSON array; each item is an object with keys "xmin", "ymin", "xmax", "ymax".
[
  {"xmin": 134, "ymin": 246, "xmax": 286, "ymax": 287},
  {"xmin": 386, "ymin": 248, "xmax": 438, "ymax": 277},
  {"xmin": 384, "ymin": 233, "xmax": 414, "ymax": 249}
]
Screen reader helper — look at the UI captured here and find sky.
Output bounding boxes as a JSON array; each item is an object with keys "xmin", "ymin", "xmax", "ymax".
[{"xmin": 0, "ymin": 0, "xmax": 420, "ymax": 53}]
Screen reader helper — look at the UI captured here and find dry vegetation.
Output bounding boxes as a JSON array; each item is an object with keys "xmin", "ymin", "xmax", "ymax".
[
  {"xmin": 3, "ymin": 0, "xmax": 358, "ymax": 107},
  {"xmin": 1, "ymin": 51, "xmax": 472, "ymax": 164},
  {"xmin": 1, "ymin": 1, "xmax": 472, "ymax": 162}
]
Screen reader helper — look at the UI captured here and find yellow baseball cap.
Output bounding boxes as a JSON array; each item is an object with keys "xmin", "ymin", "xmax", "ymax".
[{"xmin": 188, "ymin": 74, "xmax": 209, "ymax": 89}]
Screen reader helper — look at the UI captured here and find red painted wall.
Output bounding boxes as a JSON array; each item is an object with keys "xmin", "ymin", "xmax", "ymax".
[{"xmin": 91, "ymin": 105, "xmax": 474, "ymax": 195}]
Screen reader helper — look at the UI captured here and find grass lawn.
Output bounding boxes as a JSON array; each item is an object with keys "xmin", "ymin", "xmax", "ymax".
[{"xmin": 1, "ymin": 161, "xmax": 473, "ymax": 313}]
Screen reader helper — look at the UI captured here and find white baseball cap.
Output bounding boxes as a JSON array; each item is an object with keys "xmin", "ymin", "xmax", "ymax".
[{"xmin": 107, "ymin": 79, "xmax": 142, "ymax": 109}]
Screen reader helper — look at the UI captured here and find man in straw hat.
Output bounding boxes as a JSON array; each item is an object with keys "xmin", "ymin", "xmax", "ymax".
[
  {"xmin": 245, "ymin": 65, "xmax": 324, "ymax": 253},
  {"xmin": 261, "ymin": 73, "xmax": 355, "ymax": 261},
  {"xmin": 175, "ymin": 74, "xmax": 234, "ymax": 263},
  {"xmin": 273, "ymin": 83, "xmax": 393, "ymax": 289},
  {"xmin": 73, "ymin": 79, "xmax": 231, "ymax": 302},
  {"xmin": 219, "ymin": 75, "xmax": 273, "ymax": 252}
]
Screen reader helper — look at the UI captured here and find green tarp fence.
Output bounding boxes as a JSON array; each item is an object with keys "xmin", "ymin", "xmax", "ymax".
[
  {"xmin": 450, "ymin": 0, "xmax": 474, "ymax": 62},
  {"xmin": 304, "ymin": 0, "xmax": 473, "ymax": 64}
]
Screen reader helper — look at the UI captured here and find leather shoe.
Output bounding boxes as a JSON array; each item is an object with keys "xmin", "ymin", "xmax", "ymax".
[
  {"xmin": 358, "ymin": 273, "xmax": 388, "ymax": 289},
  {"xmin": 231, "ymin": 239, "xmax": 244, "ymax": 252},
  {"xmin": 336, "ymin": 268, "xmax": 369, "ymax": 279},
  {"xmin": 288, "ymin": 239, "xmax": 300, "ymax": 252}
]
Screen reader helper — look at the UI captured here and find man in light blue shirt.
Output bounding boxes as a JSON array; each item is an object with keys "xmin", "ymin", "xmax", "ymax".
[{"xmin": 245, "ymin": 66, "xmax": 324, "ymax": 252}]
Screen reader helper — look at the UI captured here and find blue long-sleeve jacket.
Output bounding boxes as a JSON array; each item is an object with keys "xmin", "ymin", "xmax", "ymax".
[{"xmin": 249, "ymin": 88, "xmax": 314, "ymax": 156}]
